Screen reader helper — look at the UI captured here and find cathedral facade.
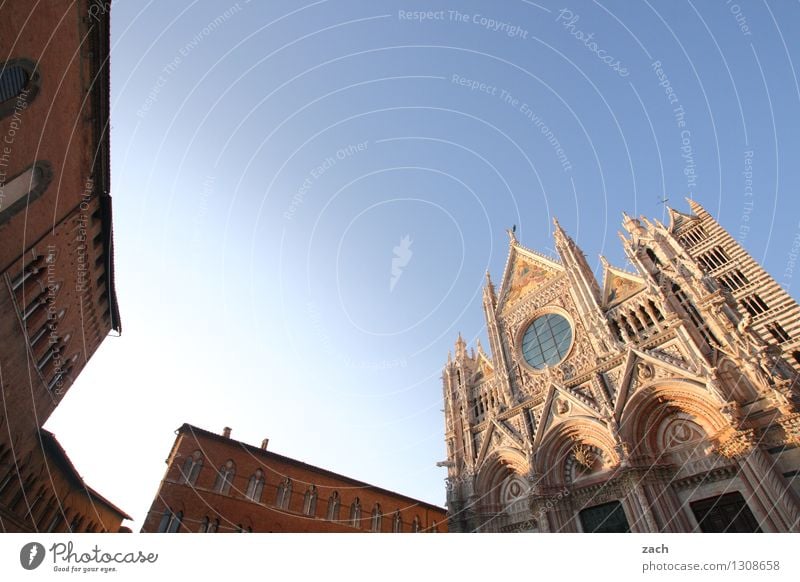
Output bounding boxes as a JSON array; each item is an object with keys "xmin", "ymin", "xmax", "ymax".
[{"xmin": 442, "ymin": 201, "xmax": 800, "ymax": 533}]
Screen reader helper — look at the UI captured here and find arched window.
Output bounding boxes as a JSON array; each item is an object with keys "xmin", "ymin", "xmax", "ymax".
[
  {"xmin": 180, "ymin": 451, "xmax": 203, "ymax": 485},
  {"xmin": 392, "ymin": 511, "xmax": 402, "ymax": 533},
  {"xmin": 168, "ymin": 511, "xmax": 183, "ymax": 533},
  {"xmin": 0, "ymin": 59, "xmax": 40, "ymax": 119},
  {"xmin": 412, "ymin": 516, "xmax": 421, "ymax": 533},
  {"xmin": 275, "ymin": 477, "xmax": 292, "ymax": 510},
  {"xmin": 245, "ymin": 469, "xmax": 264, "ymax": 502},
  {"xmin": 0, "ymin": 65, "xmax": 28, "ymax": 102},
  {"xmin": 0, "ymin": 162, "xmax": 52, "ymax": 223},
  {"xmin": 199, "ymin": 516, "xmax": 209, "ymax": 533},
  {"xmin": 326, "ymin": 491, "xmax": 340, "ymax": 521},
  {"xmin": 157, "ymin": 508, "xmax": 182, "ymax": 533},
  {"xmin": 303, "ymin": 486, "xmax": 318, "ymax": 516},
  {"xmin": 349, "ymin": 497, "xmax": 361, "ymax": 528},
  {"xmin": 214, "ymin": 460, "xmax": 235, "ymax": 494},
  {"xmin": 371, "ymin": 503, "xmax": 382, "ymax": 532}
]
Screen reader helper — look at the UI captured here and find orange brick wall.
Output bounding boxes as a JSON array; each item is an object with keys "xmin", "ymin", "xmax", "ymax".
[{"xmin": 141, "ymin": 425, "xmax": 448, "ymax": 533}]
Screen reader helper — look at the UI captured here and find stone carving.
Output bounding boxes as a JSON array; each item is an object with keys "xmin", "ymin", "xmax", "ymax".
[
  {"xmin": 636, "ymin": 361, "xmax": 655, "ymax": 381},
  {"xmin": 572, "ymin": 443, "xmax": 596, "ymax": 469}
]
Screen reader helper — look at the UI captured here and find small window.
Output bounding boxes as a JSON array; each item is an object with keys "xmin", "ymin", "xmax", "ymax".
[
  {"xmin": 767, "ymin": 322, "xmax": 791, "ymax": 344},
  {"xmin": 0, "ymin": 65, "xmax": 28, "ymax": 102},
  {"xmin": 371, "ymin": 503, "xmax": 382, "ymax": 532},
  {"xmin": 392, "ymin": 511, "xmax": 402, "ymax": 533},
  {"xmin": 180, "ymin": 451, "xmax": 203, "ymax": 485},
  {"xmin": 157, "ymin": 508, "xmax": 182, "ymax": 533},
  {"xmin": 327, "ymin": 492, "xmax": 340, "ymax": 521},
  {"xmin": 741, "ymin": 294, "xmax": 769, "ymax": 316},
  {"xmin": 214, "ymin": 460, "xmax": 235, "ymax": 494},
  {"xmin": 0, "ymin": 59, "xmax": 40, "ymax": 118},
  {"xmin": 349, "ymin": 498, "xmax": 361, "ymax": 528},
  {"xmin": 245, "ymin": 469, "xmax": 264, "ymax": 502},
  {"xmin": 0, "ymin": 162, "xmax": 52, "ymax": 223},
  {"xmin": 303, "ymin": 486, "xmax": 318, "ymax": 516},
  {"xmin": 275, "ymin": 477, "xmax": 292, "ymax": 510},
  {"xmin": 412, "ymin": 516, "xmax": 421, "ymax": 533}
]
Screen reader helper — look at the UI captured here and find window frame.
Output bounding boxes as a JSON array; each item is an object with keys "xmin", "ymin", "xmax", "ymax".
[{"xmin": 0, "ymin": 58, "xmax": 41, "ymax": 119}]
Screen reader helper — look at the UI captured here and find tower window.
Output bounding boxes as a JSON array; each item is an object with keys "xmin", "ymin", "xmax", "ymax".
[
  {"xmin": 645, "ymin": 247, "xmax": 662, "ymax": 267},
  {"xmin": 718, "ymin": 269, "xmax": 749, "ymax": 292},
  {"xmin": 679, "ymin": 225, "xmax": 708, "ymax": 249},
  {"xmin": 697, "ymin": 246, "xmax": 730, "ymax": 271},
  {"xmin": 766, "ymin": 322, "xmax": 791, "ymax": 344},
  {"xmin": 740, "ymin": 294, "xmax": 769, "ymax": 316}
]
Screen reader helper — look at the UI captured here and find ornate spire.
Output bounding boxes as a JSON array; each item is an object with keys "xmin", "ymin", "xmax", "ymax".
[
  {"xmin": 455, "ymin": 332, "xmax": 467, "ymax": 359},
  {"xmin": 552, "ymin": 216, "xmax": 569, "ymax": 247},
  {"xmin": 506, "ymin": 225, "xmax": 518, "ymax": 244},
  {"xmin": 483, "ymin": 269, "xmax": 497, "ymax": 307}
]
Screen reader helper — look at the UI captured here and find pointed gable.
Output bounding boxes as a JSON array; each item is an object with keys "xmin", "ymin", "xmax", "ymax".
[
  {"xmin": 497, "ymin": 243, "xmax": 564, "ymax": 311},
  {"xmin": 667, "ymin": 206, "xmax": 697, "ymax": 233},
  {"xmin": 601, "ymin": 261, "xmax": 645, "ymax": 308}
]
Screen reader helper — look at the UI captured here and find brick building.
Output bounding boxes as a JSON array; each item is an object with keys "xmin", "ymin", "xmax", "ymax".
[
  {"xmin": 443, "ymin": 203, "xmax": 800, "ymax": 533},
  {"xmin": 141, "ymin": 424, "xmax": 447, "ymax": 533},
  {"xmin": 0, "ymin": 1, "xmax": 129, "ymax": 531}
]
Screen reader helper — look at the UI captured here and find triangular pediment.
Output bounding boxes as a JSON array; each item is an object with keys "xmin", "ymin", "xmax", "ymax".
[
  {"xmin": 612, "ymin": 349, "xmax": 705, "ymax": 422},
  {"xmin": 497, "ymin": 243, "xmax": 564, "ymax": 312},
  {"xmin": 473, "ymin": 352, "xmax": 494, "ymax": 381},
  {"xmin": 476, "ymin": 420, "xmax": 525, "ymax": 469},
  {"xmin": 601, "ymin": 262, "xmax": 645, "ymax": 308},
  {"xmin": 667, "ymin": 206, "xmax": 697, "ymax": 232},
  {"xmin": 533, "ymin": 383, "xmax": 604, "ymax": 448}
]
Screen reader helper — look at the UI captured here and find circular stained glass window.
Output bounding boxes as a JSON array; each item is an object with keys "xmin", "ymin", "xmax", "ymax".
[{"xmin": 521, "ymin": 313, "xmax": 572, "ymax": 370}]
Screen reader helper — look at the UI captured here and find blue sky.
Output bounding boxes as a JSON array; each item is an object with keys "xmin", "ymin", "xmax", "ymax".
[{"xmin": 46, "ymin": 0, "xmax": 800, "ymax": 529}]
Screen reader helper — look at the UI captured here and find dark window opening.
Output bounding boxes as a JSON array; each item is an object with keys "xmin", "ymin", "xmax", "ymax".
[
  {"xmin": 690, "ymin": 492, "xmax": 761, "ymax": 533},
  {"xmin": 579, "ymin": 501, "xmax": 630, "ymax": 533}
]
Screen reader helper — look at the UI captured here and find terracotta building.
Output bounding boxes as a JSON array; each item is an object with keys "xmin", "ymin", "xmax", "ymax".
[
  {"xmin": 0, "ymin": 1, "xmax": 129, "ymax": 531},
  {"xmin": 443, "ymin": 202, "xmax": 800, "ymax": 533},
  {"xmin": 141, "ymin": 424, "xmax": 447, "ymax": 533}
]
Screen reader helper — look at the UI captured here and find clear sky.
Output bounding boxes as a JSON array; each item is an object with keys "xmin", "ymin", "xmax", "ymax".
[{"xmin": 46, "ymin": 0, "xmax": 800, "ymax": 530}]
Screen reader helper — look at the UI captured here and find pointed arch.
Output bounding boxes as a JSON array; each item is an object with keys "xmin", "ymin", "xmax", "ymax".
[
  {"xmin": 245, "ymin": 469, "xmax": 265, "ymax": 502},
  {"xmin": 303, "ymin": 485, "xmax": 318, "ymax": 516},
  {"xmin": 533, "ymin": 418, "xmax": 620, "ymax": 489},
  {"xmin": 214, "ymin": 460, "xmax": 235, "ymax": 494},
  {"xmin": 618, "ymin": 380, "xmax": 730, "ymax": 460},
  {"xmin": 180, "ymin": 450, "xmax": 203, "ymax": 485},
  {"xmin": 326, "ymin": 491, "xmax": 341, "ymax": 521}
]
